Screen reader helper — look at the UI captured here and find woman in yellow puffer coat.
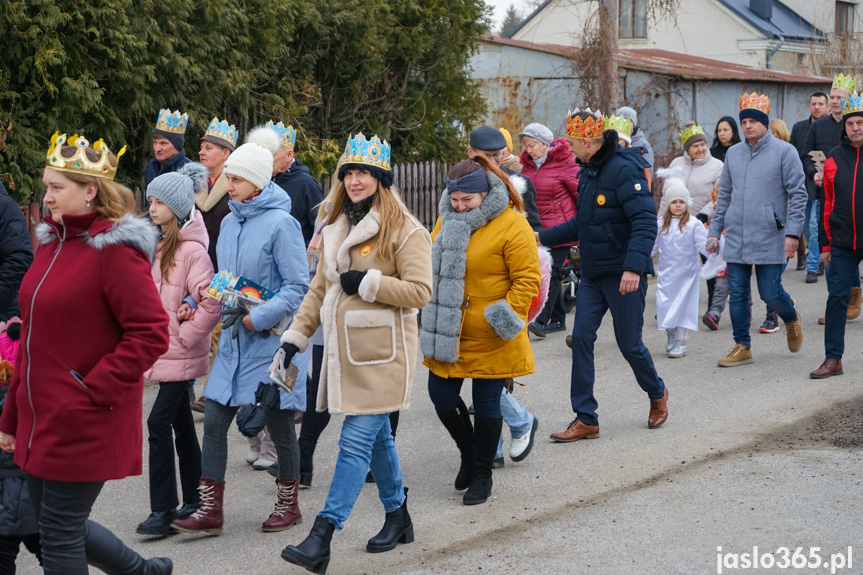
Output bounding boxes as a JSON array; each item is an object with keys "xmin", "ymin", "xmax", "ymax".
[{"xmin": 421, "ymin": 157, "xmax": 541, "ymax": 506}]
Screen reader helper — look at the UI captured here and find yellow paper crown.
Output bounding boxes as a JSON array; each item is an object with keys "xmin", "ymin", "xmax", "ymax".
[
  {"xmin": 604, "ymin": 114, "xmax": 633, "ymax": 138},
  {"xmin": 833, "ymin": 73, "xmax": 856, "ymax": 93},
  {"xmin": 739, "ymin": 92, "xmax": 770, "ymax": 115},
  {"xmin": 679, "ymin": 124, "xmax": 705, "ymax": 145},
  {"xmin": 566, "ymin": 108, "xmax": 605, "ymax": 139},
  {"xmin": 154, "ymin": 108, "xmax": 188, "ymax": 135},
  {"xmin": 45, "ymin": 132, "xmax": 127, "ymax": 181}
]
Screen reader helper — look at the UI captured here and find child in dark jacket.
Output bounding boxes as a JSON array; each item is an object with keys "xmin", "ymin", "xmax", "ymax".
[{"xmin": 0, "ymin": 320, "xmax": 41, "ymax": 573}]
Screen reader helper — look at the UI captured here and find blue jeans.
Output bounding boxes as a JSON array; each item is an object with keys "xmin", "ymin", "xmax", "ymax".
[
  {"xmin": 320, "ymin": 414, "xmax": 404, "ymax": 530},
  {"xmin": 569, "ymin": 273, "xmax": 665, "ymax": 427},
  {"xmin": 726, "ymin": 263, "xmax": 796, "ymax": 346},
  {"xmin": 497, "ymin": 390, "xmax": 534, "ymax": 459},
  {"xmin": 804, "ymin": 200, "xmax": 821, "ymax": 272},
  {"xmin": 824, "ymin": 247, "xmax": 863, "ymax": 359}
]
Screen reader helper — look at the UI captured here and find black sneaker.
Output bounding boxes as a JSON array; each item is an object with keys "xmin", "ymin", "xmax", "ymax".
[
  {"xmin": 759, "ymin": 311, "xmax": 780, "ymax": 333},
  {"xmin": 136, "ymin": 510, "xmax": 177, "ymax": 536},
  {"xmin": 527, "ymin": 322, "xmax": 547, "ymax": 339}
]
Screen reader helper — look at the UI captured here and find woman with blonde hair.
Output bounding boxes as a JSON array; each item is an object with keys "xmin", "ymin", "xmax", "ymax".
[
  {"xmin": 769, "ymin": 119, "xmax": 791, "ymax": 142},
  {"xmin": 0, "ymin": 133, "xmax": 171, "ymax": 574},
  {"xmin": 279, "ymin": 133, "xmax": 432, "ymax": 574}
]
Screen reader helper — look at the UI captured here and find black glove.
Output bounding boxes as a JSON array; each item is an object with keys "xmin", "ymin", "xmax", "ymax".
[
  {"xmin": 279, "ymin": 342, "xmax": 299, "ymax": 371},
  {"xmin": 340, "ymin": 270, "xmax": 367, "ymax": 295},
  {"xmin": 695, "ymin": 213, "xmax": 709, "ymax": 225},
  {"xmin": 5, "ymin": 323, "xmax": 20, "ymax": 341},
  {"xmin": 221, "ymin": 305, "xmax": 248, "ymax": 339}
]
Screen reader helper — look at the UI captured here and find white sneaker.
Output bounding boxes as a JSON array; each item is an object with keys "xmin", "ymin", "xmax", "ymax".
[
  {"xmin": 252, "ymin": 457, "xmax": 277, "ymax": 470},
  {"xmin": 509, "ymin": 416, "xmax": 539, "ymax": 462},
  {"xmin": 668, "ymin": 340, "xmax": 687, "ymax": 358},
  {"xmin": 666, "ymin": 330, "xmax": 676, "ymax": 352},
  {"xmin": 246, "ymin": 449, "xmax": 260, "ymax": 465}
]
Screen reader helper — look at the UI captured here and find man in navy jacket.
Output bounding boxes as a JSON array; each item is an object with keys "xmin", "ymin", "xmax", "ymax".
[
  {"xmin": 537, "ymin": 109, "xmax": 667, "ymax": 442},
  {"xmin": 0, "ymin": 182, "xmax": 33, "ymax": 321}
]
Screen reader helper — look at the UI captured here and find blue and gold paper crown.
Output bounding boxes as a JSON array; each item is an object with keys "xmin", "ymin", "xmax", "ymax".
[
  {"xmin": 842, "ymin": 91, "xmax": 863, "ymax": 117},
  {"xmin": 45, "ymin": 132, "xmax": 127, "ymax": 181},
  {"xmin": 154, "ymin": 108, "xmax": 188, "ymax": 135},
  {"xmin": 833, "ymin": 73, "xmax": 856, "ymax": 93},
  {"xmin": 266, "ymin": 121, "xmax": 296, "ymax": 150},
  {"xmin": 202, "ymin": 117, "xmax": 238, "ymax": 151},
  {"xmin": 342, "ymin": 133, "xmax": 391, "ymax": 171}
]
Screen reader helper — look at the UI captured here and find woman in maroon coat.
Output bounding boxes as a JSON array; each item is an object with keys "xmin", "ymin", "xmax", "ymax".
[
  {"xmin": 0, "ymin": 134, "xmax": 172, "ymax": 575},
  {"xmin": 518, "ymin": 123, "xmax": 580, "ymax": 336}
]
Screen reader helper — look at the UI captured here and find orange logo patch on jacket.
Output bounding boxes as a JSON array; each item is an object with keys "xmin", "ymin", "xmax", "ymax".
[
  {"xmin": 597, "ymin": 194, "xmax": 606, "ymax": 206},
  {"xmin": 360, "ymin": 244, "xmax": 372, "ymax": 257}
]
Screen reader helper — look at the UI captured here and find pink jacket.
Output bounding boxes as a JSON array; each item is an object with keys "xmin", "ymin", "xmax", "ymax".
[
  {"xmin": 0, "ymin": 333, "xmax": 18, "ymax": 365},
  {"xmin": 145, "ymin": 212, "xmax": 220, "ymax": 382},
  {"xmin": 520, "ymin": 138, "xmax": 580, "ymax": 247}
]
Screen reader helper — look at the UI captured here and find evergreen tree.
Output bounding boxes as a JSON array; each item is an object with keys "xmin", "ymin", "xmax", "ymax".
[{"xmin": 500, "ymin": 5, "xmax": 523, "ymax": 37}]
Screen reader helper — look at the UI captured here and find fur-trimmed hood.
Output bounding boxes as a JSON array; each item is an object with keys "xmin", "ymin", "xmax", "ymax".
[{"xmin": 36, "ymin": 213, "xmax": 159, "ymax": 263}]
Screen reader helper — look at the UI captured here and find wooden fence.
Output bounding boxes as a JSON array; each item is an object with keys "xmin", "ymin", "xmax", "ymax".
[{"xmin": 320, "ymin": 160, "xmax": 451, "ymax": 230}]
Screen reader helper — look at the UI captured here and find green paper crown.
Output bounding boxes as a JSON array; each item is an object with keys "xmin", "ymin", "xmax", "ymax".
[
  {"xmin": 679, "ymin": 124, "xmax": 705, "ymax": 145},
  {"xmin": 833, "ymin": 73, "xmax": 856, "ymax": 93},
  {"xmin": 603, "ymin": 114, "xmax": 632, "ymax": 137}
]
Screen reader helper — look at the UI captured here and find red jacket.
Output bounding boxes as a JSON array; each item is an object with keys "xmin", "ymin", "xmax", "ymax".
[
  {"xmin": 520, "ymin": 138, "xmax": 580, "ymax": 247},
  {"xmin": 0, "ymin": 212, "xmax": 169, "ymax": 482},
  {"xmin": 821, "ymin": 142, "xmax": 863, "ymax": 252}
]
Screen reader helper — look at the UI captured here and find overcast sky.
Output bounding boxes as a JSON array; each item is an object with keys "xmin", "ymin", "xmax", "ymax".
[{"xmin": 486, "ymin": 0, "xmax": 533, "ymax": 31}]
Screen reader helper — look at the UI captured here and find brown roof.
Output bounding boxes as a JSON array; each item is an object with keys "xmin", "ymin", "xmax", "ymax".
[{"xmin": 482, "ymin": 36, "xmax": 830, "ymax": 84}]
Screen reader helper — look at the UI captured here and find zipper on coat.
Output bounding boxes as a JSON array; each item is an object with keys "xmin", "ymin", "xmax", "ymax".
[
  {"xmin": 854, "ymin": 147, "xmax": 860, "ymax": 250},
  {"xmin": 25, "ymin": 224, "xmax": 67, "ymax": 452},
  {"xmin": 455, "ymin": 295, "xmax": 470, "ymax": 355}
]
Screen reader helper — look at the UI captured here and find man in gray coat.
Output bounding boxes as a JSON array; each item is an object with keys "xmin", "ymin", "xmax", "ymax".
[{"xmin": 707, "ymin": 92, "xmax": 807, "ymax": 366}]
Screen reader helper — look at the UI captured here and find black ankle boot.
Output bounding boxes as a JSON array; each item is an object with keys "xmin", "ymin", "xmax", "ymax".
[
  {"xmin": 366, "ymin": 488, "xmax": 414, "ymax": 553},
  {"xmin": 463, "ymin": 417, "xmax": 502, "ymax": 506},
  {"xmin": 435, "ymin": 400, "xmax": 474, "ymax": 491},
  {"xmin": 298, "ymin": 436, "xmax": 316, "ymax": 488},
  {"xmin": 281, "ymin": 515, "xmax": 335, "ymax": 574},
  {"xmin": 86, "ymin": 520, "xmax": 173, "ymax": 574}
]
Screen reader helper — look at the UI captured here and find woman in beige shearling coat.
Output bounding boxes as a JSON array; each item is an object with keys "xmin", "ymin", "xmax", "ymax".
[{"xmin": 277, "ymin": 133, "xmax": 432, "ymax": 575}]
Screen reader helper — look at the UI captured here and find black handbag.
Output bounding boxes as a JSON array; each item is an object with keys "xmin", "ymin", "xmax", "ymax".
[{"xmin": 236, "ymin": 382, "xmax": 281, "ymax": 438}]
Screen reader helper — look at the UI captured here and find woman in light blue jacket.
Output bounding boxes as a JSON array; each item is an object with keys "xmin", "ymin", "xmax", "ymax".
[{"xmin": 171, "ymin": 126, "xmax": 309, "ymax": 536}]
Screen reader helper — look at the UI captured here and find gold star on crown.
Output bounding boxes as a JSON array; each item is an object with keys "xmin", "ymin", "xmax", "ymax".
[{"xmin": 45, "ymin": 132, "xmax": 126, "ymax": 181}]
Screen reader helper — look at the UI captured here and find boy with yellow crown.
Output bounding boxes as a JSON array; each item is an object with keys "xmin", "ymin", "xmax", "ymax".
[
  {"xmin": 803, "ymin": 74, "xmax": 863, "ymax": 318},
  {"xmin": 536, "ymin": 108, "xmax": 668, "ymax": 443},
  {"xmin": 706, "ymin": 92, "xmax": 807, "ymax": 366},
  {"xmin": 146, "ymin": 108, "xmax": 192, "ymax": 187}
]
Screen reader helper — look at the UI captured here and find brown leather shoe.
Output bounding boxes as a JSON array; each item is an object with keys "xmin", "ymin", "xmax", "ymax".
[
  {"xmin": 848, "ymin": 287, "xmax": 862, "ymax": 320},
  {"xmin": 549, "ymin": 420, "xmax": 599, "ymax": 443},
  {"xmin": 818, "ymin": 315, "xmax": 825, "ymax": 325},
  {"xmin": 190, "ymin": 396, "xmax": 206, "ymax": 414},
  {"xmin": 805, "ymin": 271, "xmax": 818, "ymax": 283},
  {"xmin": 785, "ymin": 313, "xmax": 803, "ymax": 353},
  {"xmin": 647, "ymin": 388, "xmax": 669, "ymax": 429},
  {"xmin": 809, "ymin": 358, "xmax": 843, "ymax": 379}
]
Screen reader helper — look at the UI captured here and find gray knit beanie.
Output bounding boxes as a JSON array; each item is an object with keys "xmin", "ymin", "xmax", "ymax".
[{"xmin": 147, "ymin": 162, "xmax": 209, "ymax": 220}]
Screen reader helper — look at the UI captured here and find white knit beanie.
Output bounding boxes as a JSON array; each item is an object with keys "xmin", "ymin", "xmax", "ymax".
[
  {"xmin": 224, "ymin": 126, "xmax": 280, "ymax": 190},
  {"xmin": 662, "ymin": 177, "xmax": 691, "ymax": 208}
]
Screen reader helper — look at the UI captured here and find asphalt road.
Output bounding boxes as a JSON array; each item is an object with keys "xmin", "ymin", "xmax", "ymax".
[{"xmin": 15, "ymin": 267, "xmax": 863, "ymax": 575}]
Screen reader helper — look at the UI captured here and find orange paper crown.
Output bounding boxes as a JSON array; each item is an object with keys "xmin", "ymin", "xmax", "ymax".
[
  {"xmin": 566, "ymin": 108, "xmax": 605, "ymax": 139},
  {"xmin": 739, "ymin": 92, "xmax": 770, "ymax": 115}
]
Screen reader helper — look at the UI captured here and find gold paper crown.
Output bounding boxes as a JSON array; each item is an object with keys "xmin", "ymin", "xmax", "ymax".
[
  {"xmin": 154, "ymin": 108, "xmax": 188, "ymax": 135},
  {"xmin": 833, "ymin": 73, "xmax": 856, "ymax": 93},
  {"xmin": 739, "ymin": 92, "xmax": 770, "ymax": 115},
  {"xmin": 841, "ymin": 91, "xmax": 863, "ymax": 116},
  {"xmin": 679, "ymin": 124, "xmax": 705, "ymax": 145},
  {"xmin": 45, "ymin": 132, "xmax": 126, "ymax": 181},
  {"xmin": 604, "ymin": 114, "xmax": 633, "ymax": 137},
  {"xmin": 342, "ymin": 133, "xmax": 391, "ymax": 171},
  {"xmin": 566, "ymin": 108, "xmax": 605, "ymax": 139}
]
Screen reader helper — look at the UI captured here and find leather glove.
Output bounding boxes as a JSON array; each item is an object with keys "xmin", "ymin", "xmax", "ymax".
[
  {"xmin": 340, "ymin": 270, "xmax": 367, "ymax": 295},
  {"xmin": 6, "ymin": 323, "xmax": 20, "ymax": 341},
  {"xmin": 279, "ymin": 342, "xmax": 299, "ymax": 371},
  {"xmin": 695, "ymin": 213, "xmax": 709, "ymax": 225},
  {"xmin": 221, "ymin": 305, "xmax": 248, "ymax": 339}
]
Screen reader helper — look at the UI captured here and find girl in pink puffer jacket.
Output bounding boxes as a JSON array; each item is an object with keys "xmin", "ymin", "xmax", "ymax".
[{"xmin": 137, "ymin": 163, "xmax": 221, "ymax": 536}]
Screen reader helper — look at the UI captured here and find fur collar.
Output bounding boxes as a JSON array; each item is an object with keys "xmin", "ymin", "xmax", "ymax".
[
  {"xmin": 588, "ymin": 131, "xmax": 620, "ymax": 169},
  {"xmin": 36, "ymin": 214, "xmax": 159, "ymax": 263},
  {"xmin": 437, "ymin": 171, "xmax": 509, "ymax": 230},
  {"xmin": 195, "ymin": 172, "xmax": 229, "ymax": 212}
]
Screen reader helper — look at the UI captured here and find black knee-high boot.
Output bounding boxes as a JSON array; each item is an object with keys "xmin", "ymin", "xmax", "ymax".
[
  {"xmin": 298, "ymin": 436, "xmax": 316, "ymax": 488},
  {"xmin": 464, "ymin": 417, "xmax": 502, "ymax": 505},
  {"xmin": 435, "ymin": 399, "xmax": 474, "ymax": 491},
  {"xmin": 85, "ymin": 521, "xmax": 172, "ymax": 574}
]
